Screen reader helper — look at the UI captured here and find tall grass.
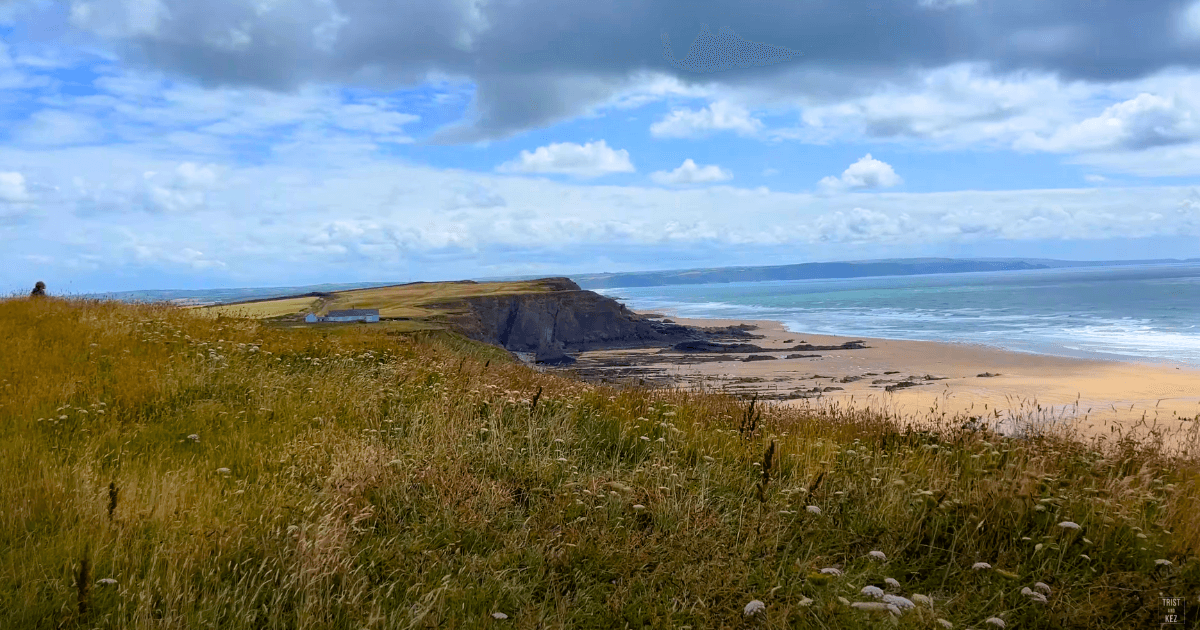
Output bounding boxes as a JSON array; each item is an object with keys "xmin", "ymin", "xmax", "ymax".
[{"xmin": 1, "ymin": 296, "xmax": 1197, "ymax": 628}]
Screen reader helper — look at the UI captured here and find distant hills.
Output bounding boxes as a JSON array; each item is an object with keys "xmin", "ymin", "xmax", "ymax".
[
  {"xmin": 79, "ymin": 257, "xmax": 1200, "ymax": 304},
  {"xmin": 570, "ymin": 257, "xmax": 1200, "ymax": 289}
]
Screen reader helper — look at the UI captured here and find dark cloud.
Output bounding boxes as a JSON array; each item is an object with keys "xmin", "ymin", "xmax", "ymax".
[{"xmin": 37, "ymin": 0, "xmax": 1200, "ymax": 142}]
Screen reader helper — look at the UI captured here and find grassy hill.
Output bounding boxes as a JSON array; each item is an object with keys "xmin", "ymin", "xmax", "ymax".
[
  {"xmin": 1, "ymin": 296, "xmax": 1197, "ymax": 629},
  {"xmin": 199, "ymin": 278, "xmax": 570, "ymax": 329}
]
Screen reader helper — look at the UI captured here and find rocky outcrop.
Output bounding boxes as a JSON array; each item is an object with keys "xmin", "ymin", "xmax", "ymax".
[{"xmin": 435, "ymin": 278, "xmax": 703, "ymax": 355}]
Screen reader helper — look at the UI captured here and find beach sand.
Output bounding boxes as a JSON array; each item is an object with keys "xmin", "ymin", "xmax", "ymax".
[{"xmin": 571, "ymin": 313, "xmax": 1200, "ymax": 446}]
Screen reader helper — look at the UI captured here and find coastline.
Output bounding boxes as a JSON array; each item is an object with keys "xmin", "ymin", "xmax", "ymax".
[{"xmin": 571, "ymin": 311, "xmax": 1200, "ymax": 444}]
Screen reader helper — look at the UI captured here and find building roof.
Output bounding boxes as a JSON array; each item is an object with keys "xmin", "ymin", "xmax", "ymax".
[{"xmin": 325, "ymin": 309, "xmax": 379, "ymax": 317}]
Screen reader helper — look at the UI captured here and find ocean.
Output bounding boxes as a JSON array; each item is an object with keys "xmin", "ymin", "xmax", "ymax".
[{"xmin": 596, "ymin": 262, "xmax": 1200, "ymax": 368}]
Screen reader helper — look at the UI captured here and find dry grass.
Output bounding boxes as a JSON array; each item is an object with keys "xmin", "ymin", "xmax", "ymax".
[
  {"xmin": 200, "ymin": 296, "xmax": 321, "ymax": 319},
  {"xmin": 198, "ymin": 279, "xmax": 557, "ymax": 321},
  {"xmin": 2, "ymin": 296, "xmax": 1197, "ymax": 629}
]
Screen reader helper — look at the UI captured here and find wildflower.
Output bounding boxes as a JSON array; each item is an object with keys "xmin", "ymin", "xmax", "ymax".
[
  {"xmin": 216, "ymin": 468, "xmax": 231, "ymax": 475},
  {"xmin": 1034, "ymin": 543, "xmax": 1044, "ymax": 552},
  {"xmin": 96, "ymin": 578, "xmax": 117, "ymax": 586},
  {"xmin": 1080, "ymin": 554, "xmax": 1091, "ymax": 561},
  {"xmin": 492, "ymin": 612, "xmax": 508, "ymax": 619},
  {"xmin": 972, "ymin": 562, "xmax": 992, "ymax": 570},
  {"xmin": 1156, "ymin": 559, "xmax": 1173, "ymax": 566},
  {"xmin": 806, "ymin": 505, "xmax": 821, "ymax": 515},
  {"xmin": 743, "ymin": 600, "xmax": 766, "ymax": 617},
  {"xmin": 640, "ymin": 436, "xmax": 650, "ymax": 441},
  {"xmin": 868, "ymin": 550, "xmax": 886, "ymax": 561},
  {"xmin": 632, "ymin": 504, "xmax": 645, "ymax": 510},
  {"xmin": 837, "ymin": 596, "xmax": 851, "ymax": 606},
  {"xmin": 1057, "ymin": 521, "xmax": 1081, "ymax": 530},
  {"xmin": 884, "ymin": 577, "xmax": 901, "ymax": 589},
  {"xmin": 1083, "ymin": 537, "xmax": 1093, "ymax": 544},
  {"xmin": 937, "ymin": 619, "xmax": 954, "ymax": 629},
  {"xmin": 1033, "ymin": 582, "xmax": 1052, "ymax": 595},
  {"xmin": 883, "ymin": 594, "xmax": 915, "ymax": 610},
  {"xmin": 984, "ymin": 617, "xmax": 1006, "ymax": 628},
  {"xmin": 911, "ymin": 594, "xmax": 932, "ymax": 606},
  {"xmin": 861, "ymin": 586, "xmax": 885, "ymax": 598},
  {"xmin": 1028, "ymin": 591, "xmax": 1048, "ymax": 603},
  {"xmin": 820, "ymin": 567, "xmax": 843, "ymax": 576},
  {"xmin": 798, "ymin": 597, "xmax": 814, "ymax": 606},
  {"xmin": 187, "ymin": 434, "xmax": 200, "ymax": 443}
]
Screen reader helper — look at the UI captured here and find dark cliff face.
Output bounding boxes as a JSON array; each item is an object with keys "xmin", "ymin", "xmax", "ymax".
[{"xmin": 438, "ymin": 286, "xmax": 695, "ymax": 354}]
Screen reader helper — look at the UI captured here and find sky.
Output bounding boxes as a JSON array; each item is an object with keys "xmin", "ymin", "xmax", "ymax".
[{"xmin": 3, "ymin": 0, "xmax": 1200, "ymax": 293}]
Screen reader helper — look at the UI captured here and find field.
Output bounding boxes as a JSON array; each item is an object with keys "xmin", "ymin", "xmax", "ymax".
[
  {"xmin": 201, "ymin": 279, "xmax": 559, "ymax": 321},
  {"xmin": 1, "ymin": 296, "xmax": 1198, "ymax": 629}
]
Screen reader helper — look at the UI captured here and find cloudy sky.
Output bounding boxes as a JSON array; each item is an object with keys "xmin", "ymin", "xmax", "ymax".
[{"xmin": 3, "ymin": 0, "xmax": 1200, "ymax": 293}]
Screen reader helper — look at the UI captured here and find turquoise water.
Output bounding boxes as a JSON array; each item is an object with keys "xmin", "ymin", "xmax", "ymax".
[{"xmin": 597, "ymin": 263, "xmax": 1200, "ymax": 367}]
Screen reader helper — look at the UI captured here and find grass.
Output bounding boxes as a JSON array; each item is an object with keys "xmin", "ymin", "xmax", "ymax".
[
  {"xmin": 2, "ymin": 296, "xmax": 1198, "ymax": 629},
  {"xmin": 199, "ymin": 279, "xmax": 561, "ymax": 321}
]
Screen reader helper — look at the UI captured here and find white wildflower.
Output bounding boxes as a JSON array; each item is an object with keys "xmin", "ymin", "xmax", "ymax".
[
  {"xmin": 838, "ymin": 596, "xmax": 851, "ymax": 606},
  {"xmin": 1057, "ymin": 521, "xmax": 1081, "ymax": 530},
  {"xmin": 187, "ymin": 434, "xmax": 200, "ymax": 442},
  {"xmin": 911, "ymin": 594, "xmax": 932, "ymax": 606},
  {"xmin": 491, "ymin": 612, "xmax": 508, "ymax": 619},
  {"xmin": 868, "ymin": 550, "xmax": 886, "ymax": 561},
  {"xmin": 743, "ymin": 599, "xmax": 766, "ymax": 617},
  {"xmin": 1020, "ymin": 587, "xmax": 1033, "ymax": 596},
  {"xmin": 884, "ymin": 577, "xmax": 901, "ymax": 589},
  {"xmin": 937, "ymin": 620, "xmax": 953, "ymax": 629},
  {"xmin": 1033, "ymin": 582, "xmax": 1052, "ymax": 594},
  {"xmin": 806, "ymin": 505, "xmax": 821, "ymax": 515},
  {"xmin": 632, "ymin": 504, "xmax": 645, "ymax": 510},
  {"xmin": 798, "ymin": 597, "xmax": 814, "ymax": 607},
  {"xmin": 1028, "ymin": 591, "xmax": 1048, "ymax": 603},
  {"xmin": 861, "ymin": 586, "xmax": 885, "ymax": 598},
  {"xmin": 216, "ymin": 468, "xmax": 231, "ymax": 475},
  {"xmin": 1156, "ymin": 559, "xmax": 1173, "ymax": 566},
  {"xmin": 882, "ymin": 594, "xmax": 915, "ymax": 610},
  {"xmin": 1080, "ymin": 554, "xmax": 1091, "ymax": 561},
  {"xmin": 984, "ymin": 617, "xmax": 1006, "ymax": 628},
  {"xmin": 96, "ymin": 578, "xmax": 117, "ymax": 586},
  {"xmin": 972, "ymin": 562, "xmax": 992, "ymax": 570},
  {"xmin": 820, "ymin": 567, "xmax": 843, "ymax": 576}
]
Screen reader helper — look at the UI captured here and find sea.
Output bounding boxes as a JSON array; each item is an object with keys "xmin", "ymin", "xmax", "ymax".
[{"xmin": 596, "ymin": 262, "xmax": 1200, "ymax": 368}]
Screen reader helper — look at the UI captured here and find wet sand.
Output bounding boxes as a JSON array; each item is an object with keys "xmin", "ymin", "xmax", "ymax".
[{"xmin": 571, "ymin": 314, "xmax": 1200, "ymax": 445}]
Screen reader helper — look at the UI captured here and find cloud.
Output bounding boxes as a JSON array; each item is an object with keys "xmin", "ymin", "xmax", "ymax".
[
  {"xmin": 495, "ymin": 140, "xmax": 634, "ymax": 178},
  {"xmin": 918, "ymin": 0, "xmax": 976, "ymax": 8},
  {"xmin": 1084, "ymin": 174, "xmax": 1107, "ymax": 183},
  {"xmin": 1015, "ymin": 93, "xmax": 1200, "ymax": 153},
  {"xmin": 650, "ymin": 159, "xmax": 732, "ymax": 185},
  {"xmin": 12, "ymin": 110, "xmax": 106, "ymax": 146},
  {"xmin": 0, "ymin": 171, "xmax": 30, "ymax": 202},
  {"xmin": 814, "ymin": 207, "xmax": 917, "ymax": 243},
  {"xmin": 650, "ymin": 101, "xmax": 763, "ymax": 139},
  {"xmin": 661, "ymin": 24, "xmax": 801, "ymax": 74},
  {"xmin": 818, "ymin": 154, "xmax": 903, "ymax": 193},
  {"xmin": 142, "ymin": 162, "xmax": 222, "ymax": 212},
  {"xmin": 762, "ymin": 168, "xmax": 779, "ymax": 176}
]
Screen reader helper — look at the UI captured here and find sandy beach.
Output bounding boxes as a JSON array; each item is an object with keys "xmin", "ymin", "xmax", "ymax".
[{"xmin": 570, "ymin": 313, "xmax": 1200, "ymax": 444}]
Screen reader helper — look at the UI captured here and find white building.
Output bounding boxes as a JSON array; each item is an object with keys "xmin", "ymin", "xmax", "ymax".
[{"xmin": 305, "ymin": 309, "xmax": 379, "ymax": 323}]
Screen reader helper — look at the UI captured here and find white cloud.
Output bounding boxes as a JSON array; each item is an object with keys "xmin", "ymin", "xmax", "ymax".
[
  {"xmin": 1016, "ymin": 93, "xmax": 1200, "ymax": 153},
  {"xmin": 814, "ymin": 207, "xmax": 917, "ymax": 243},
  {"xmin": 496, "ymin": 140, "xmax": 634, "ymax": 178},
  {"xmin": 13, "ymin": 110, "xmax": 105, "ymax": 146},
  {"xmin": 0, "ymin": 172, "xmax": 30, "ymax": 202},
  {"xmin": 762, "ymin": 168, "xmax": 779, "ymax": 176},
  {"xmin": 1084, "ymin": 174, "xmax": 1107, "ymax": 183},
  {"xmin": 818, "ymin": 154, "xmax": 903, "ymax": 193},
  {"xmin": 650, "ymin": 159, "xmax": 732, "ymax": 185},
  {"xmin": 650, "ymin": 101, "xmax": 763, "ymax": 138},
  {"xmin": 918, "ymin": 0, "xmax": 975, "ymax": 8},
  {"xmin": 1182, "ymin": 1, "xmax": 1200, "ymax": 41}
]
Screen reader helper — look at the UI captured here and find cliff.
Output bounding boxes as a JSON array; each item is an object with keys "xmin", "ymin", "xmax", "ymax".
[{"xmin": 430, "ymin": 277, "xmax": 744, "ymax": 363}]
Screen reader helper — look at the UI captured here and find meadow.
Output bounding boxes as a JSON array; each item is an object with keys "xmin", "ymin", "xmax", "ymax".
[{"xmin": 1, "ymin": 296, "xmax": 1197, "ymax": 629}]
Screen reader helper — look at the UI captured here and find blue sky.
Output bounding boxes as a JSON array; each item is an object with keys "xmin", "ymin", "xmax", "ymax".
[{"xmin": 3, "ymin": 0, "xmax": 1200, "ymax": 293}]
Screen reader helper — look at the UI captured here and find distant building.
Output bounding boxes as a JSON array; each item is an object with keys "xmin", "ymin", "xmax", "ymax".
[{"xmin": 304, "ymin": 309, "xmax": 379, "ymax": 323}]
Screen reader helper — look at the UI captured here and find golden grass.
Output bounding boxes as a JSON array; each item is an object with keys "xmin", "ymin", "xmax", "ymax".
[
  {"xmin": 2, "ymin": 296, "xmax": 1197, "ymax": 629},
  {"xmin": 200, "ymin": 296, "xmax": 321, "ymax": 319},
  {"xmin": 198, "ymin": 279, "xmax": 554, "ymax": 321}
]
